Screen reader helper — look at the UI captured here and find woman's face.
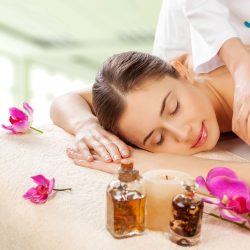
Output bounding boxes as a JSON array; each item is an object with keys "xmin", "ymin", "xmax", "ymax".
[{"xmin": 117, "ymin": 75, "xmax": 220, "ymax": 155}]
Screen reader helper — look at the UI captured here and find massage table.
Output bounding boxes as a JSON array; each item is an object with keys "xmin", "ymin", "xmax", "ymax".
[{"xmin": 1, "ymin": 124, "xmax": 249, "ymax": 250}]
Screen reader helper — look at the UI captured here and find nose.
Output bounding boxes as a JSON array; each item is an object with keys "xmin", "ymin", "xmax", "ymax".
[{"xmin": 164, "ymin": 121, "xmax": 193, "ymax": 142}]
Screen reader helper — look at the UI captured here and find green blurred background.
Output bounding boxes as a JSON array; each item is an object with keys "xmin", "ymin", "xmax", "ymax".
[{"xmin": 0, "ymin": 0, "xmax": 162, "ymax": 124}]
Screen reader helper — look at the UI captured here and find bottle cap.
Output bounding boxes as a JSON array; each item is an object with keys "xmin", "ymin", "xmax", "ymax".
[
  {"xmin": 181, "ymin": 180, "xmax": 198, "ymax": 192},
  {"xmin": 119, "ymin": 159, "xmax": 139, "ymax": 182},
  {"xmin": 120, "ymin": 158, "xmax": 134, "ymax": 171}
]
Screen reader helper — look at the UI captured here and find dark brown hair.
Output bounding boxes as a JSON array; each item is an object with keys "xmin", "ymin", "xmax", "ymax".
[{"xmin": 92, "ymin": 51, "xmax": 179, "ymax": 144}]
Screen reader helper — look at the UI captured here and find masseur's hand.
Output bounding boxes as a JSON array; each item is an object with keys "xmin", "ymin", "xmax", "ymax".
[
  {"xmin": 231, "ymin": 59, "xmax": 250, "ymax": 145},
  {"xmin": 218, "ymin": 39, "xmax": 250, "ymax": 145},
  {"xmin": 74, "ymin": 117, "xmax": 130, "ymax": 163}
]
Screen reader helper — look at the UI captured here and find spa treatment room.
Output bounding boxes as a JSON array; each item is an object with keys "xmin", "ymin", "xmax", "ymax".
[{"xmin": 1, "ymin": 0, "xmax": 250, "ymax": 249}]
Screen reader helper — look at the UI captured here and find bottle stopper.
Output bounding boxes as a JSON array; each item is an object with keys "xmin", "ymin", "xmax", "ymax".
[
  {"xmin": 120, "ymin": 159, "xmax": 134, "ymax": 171},
  {"xmin": 181, "ymin": 180, "xmax": 198, "ymax": 192}
]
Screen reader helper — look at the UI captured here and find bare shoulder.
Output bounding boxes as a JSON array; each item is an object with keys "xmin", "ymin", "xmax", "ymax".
[{"xmin": 75, "ymin": 87, "xmax": 93, "ymax": 110}]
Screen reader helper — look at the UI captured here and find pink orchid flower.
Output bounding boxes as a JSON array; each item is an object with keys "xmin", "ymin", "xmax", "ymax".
[
  {"xmin": 1, "ymin": 102, "xmax": 43, "ymax": 134},
  {"xmin": 196, "ymin": 167, "xmax": 250, "ymax": 226},
  {"xmin": 23, "ymin": 174, "xmax": 71, "ymax": 204}
]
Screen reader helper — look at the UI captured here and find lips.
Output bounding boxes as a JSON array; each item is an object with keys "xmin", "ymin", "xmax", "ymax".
[{"xmin": 191, "ymin": 122, "xmax": 208, "ymax": 148}]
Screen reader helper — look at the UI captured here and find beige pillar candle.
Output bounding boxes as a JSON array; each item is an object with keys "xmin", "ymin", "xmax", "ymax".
[{"xmin": 143, "ymin": 169, "xmax": 193, "ymax": 232}]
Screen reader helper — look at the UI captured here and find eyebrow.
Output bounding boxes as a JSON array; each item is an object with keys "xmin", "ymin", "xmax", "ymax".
[{"xmin": 143, "ymin": 91, "xmax": 172, "ymax": 145}]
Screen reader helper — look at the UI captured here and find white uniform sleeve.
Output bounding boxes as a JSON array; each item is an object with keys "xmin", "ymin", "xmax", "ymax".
[
  {"xmin": 152, "ymin": 0, "xmax": 192, "ymax": 60},
  {"xmin": 181, "ymin": 0, "xmax": 239, "ymax": 73}
]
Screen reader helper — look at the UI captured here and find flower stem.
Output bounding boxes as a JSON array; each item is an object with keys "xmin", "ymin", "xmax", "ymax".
[
  {"xmin": 204, "ymin": 212, "xmax": 250, "ymax": 232},
  {"xmin": 53, "ymin": 188, "xmax": 72, "ymax": 191},
  {"xmin": 30, "ymin": 126, "xmax": 43, "ymax": 133}
]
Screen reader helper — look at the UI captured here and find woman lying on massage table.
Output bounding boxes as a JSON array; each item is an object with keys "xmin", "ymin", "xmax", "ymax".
[{"xmin": 50, "ymin": 49, "xmax": 250, "ymax": 184}]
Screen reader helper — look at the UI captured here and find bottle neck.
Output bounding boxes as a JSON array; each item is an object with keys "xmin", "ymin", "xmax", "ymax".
[{"xmin": 184, "ymin": 190, "xmax": 195, "ymax": 197}]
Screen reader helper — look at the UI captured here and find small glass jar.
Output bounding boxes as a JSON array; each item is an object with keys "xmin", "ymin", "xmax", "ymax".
[
  {"xmin": 106, "ymin": 159, "xmax": 146, "ymax": 238},
  {"xmin": 169, "ymin": 181, "xmax": 204, "ymax": 246}
]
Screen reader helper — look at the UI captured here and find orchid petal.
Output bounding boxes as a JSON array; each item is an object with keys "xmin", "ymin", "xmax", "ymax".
[
  {"xmin": 206, "ymin": 167, "xmax": 238, "ymax": 184},
  {"xmin": 229, "ymin": 196, "xmax": 250, "ymax": 214},
  {"xmin": 246, "ymin": 197, "xmax": 250, "ymax": 210},
  {"xmin": 23, "ymin": 102, "xmax": 33, "ymax": 116},
  {"xmin": 219, "ymin": 208, "xmax": 248, "ymax": 223},
  {"xmin": 22, "ymin": 187, "xmax": 37, "ymax": 199},
  {"xmin": 202, "ymin": 196, "xmax": 220, "ymax": 205},
  {"xmin": 1, "ymin": 124, "xmax": 16, "ymax": 133},
  {"xmin": 11, "ymin": 120, "xmax": 30, "ymax": 133},
  {"xmin": 217, "ymin": 202, "xmax": 240, "ymax": 211},
  {"xmin": 31, "ymin": 175, "xmax": 50, "ymax": 187},
  {"xmin": 30, "ymin": 194, "xmax": 48, "ymax": 204},
  {"xmin": 227, "ymin": 199, "xmax": 242, "ymax": 211},
  {"xmin": 196, "ymin": 176, "xmax": 209, "ymax": 192},
  {"xmin": 9, "ymin": 107, "xmax": 28, "ymax": 120},
  {"xmin": 207, "ymin": 176, "xmax": 249, "ymax": 200},
  {"xmin": 48, "ymin": 178, "xmax": 55, "ymax": 194}
]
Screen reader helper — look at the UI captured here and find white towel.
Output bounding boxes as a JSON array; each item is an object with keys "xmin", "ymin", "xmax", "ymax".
[{"xmin": 0, "ymin": 124, "xmax": 249, "ymax": 250}]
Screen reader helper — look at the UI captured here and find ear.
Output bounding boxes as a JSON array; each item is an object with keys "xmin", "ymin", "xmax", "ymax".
[{"xmin": 170, "ymin": 60, "xmax": 194, "ymax": 83}]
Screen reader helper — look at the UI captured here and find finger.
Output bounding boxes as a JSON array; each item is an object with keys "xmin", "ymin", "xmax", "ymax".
[
  {"xmin": 88, "ymin": 138, "xmax": 113, "ymax": 162},
  {"xmin": 66, "ymin": 148, "xmax": 84, "ymax": 160},
  {"xmin": 67, "ymin": 148, "xmax": 108, "ymax": 163},
  {"xmin": 98, "ymin": 132, "xmax": 130, "ymax": 158},
  {"xmin": 107, "ymin": 136, "xmax": 130, "ymax": 158},
  {"xmin": 73, "ymin": 159, "xmax": 118, "ymax": 174},
  {"xmin": 76, "ymin": 141, "xmax": 94, "ymax": 162},
  {"xmin": 98, "ymin": 138, "xmax": 122, "ymax": 162}
]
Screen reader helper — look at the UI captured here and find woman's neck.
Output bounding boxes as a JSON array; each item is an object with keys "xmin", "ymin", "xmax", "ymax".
[
  {"xmin": 198, "ymin": 79, "xmax": 233, "ymax": 132},
  {"xmin": 182, "ymin": 53, "xmax": 234, "ymax": 133}
]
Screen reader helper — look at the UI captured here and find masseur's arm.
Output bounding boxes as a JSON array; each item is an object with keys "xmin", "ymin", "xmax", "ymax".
[
  {"xmin": 67, "ymin": 147, "xmax": 250, "ymax": 186},
  {"xmin": 50, "ymin": 89, "xmax": 130, "ymax": 162},
  {"xmin": 218, "ymin": 39, "xmax": 250, "ymax": 144},
  {"xmin": 181, "ymin": 0, "xmax": 250, "ymax": 144}
]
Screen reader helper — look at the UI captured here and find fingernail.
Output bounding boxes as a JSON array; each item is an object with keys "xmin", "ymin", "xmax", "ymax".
[
  {"xmin": 121, "ymin": 150, "xmax": 129, "ymax": 157},
  {"xmin": 104, "ymin": 155, "xmax": 111, "ymax": 161},
  {"xmin": 113, "ymin": 154, "xmax": 120, "ymax": 161},
  {"xmin": 87, "ymin": 155, "xmax": 93, "ymax": 161}
]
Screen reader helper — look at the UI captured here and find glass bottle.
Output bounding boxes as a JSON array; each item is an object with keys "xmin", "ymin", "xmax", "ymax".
[
  {"xmin": 106, "ymin": 159, "xmax": 146, "ymax": 238},
  {"xmin": 169, "ymin": 181, "xmax": 204, "ymax": 246}
]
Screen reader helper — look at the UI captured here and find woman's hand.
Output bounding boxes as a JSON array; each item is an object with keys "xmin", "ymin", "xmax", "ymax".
[
  {"xmin": 74, "ymin": 117, "xmax": 130, "ymax": 163},
  {"xmin": 66, "ymin": 147, "xmax": 149, "ymax": 174},
  {"xmin": 67, "ymin": 148, "xmax": 119, "ymax": 174}
]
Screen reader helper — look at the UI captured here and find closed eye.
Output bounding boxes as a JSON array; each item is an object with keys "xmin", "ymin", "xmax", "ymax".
[
  {"xmin": 156, "ymin": 101, "xmax": 180, "ymax": 145},
  {"xmin": 156, "ymin": 131, "xmax": 164, "ymax": 146},
  {"xmin": 170, "ymin": 101, "xmax": 180, "ymax": 115}
]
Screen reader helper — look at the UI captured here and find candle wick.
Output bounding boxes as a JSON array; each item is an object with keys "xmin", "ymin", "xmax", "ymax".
[{"xmin": 166, "ymin": 175, "xmax": 168, "ymax": 180}]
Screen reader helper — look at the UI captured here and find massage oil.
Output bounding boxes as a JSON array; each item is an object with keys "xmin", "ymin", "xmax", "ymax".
[
  {"xmin": 106, "ymin": 159, "xmax": 146, "ymax": 238},
  {"xmin": 169, "ymin": 181, "xmax": 204, "ymax": 246}
]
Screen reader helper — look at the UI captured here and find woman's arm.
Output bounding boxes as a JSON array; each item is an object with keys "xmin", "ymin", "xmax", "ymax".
[
  {"xmin": 67, "ymin": 147, "xmax": 250, "ymax": 186},
  {"xmin": 50, "ymin": 90, "xmax": 130, "ymax": 162},
  {"xmin": 133, "ymin": 150, "xmax": 250, "ymax": 185},
  {"xmin": 50, "ymin": 89, "xmax": 95, "ymax": 135}
]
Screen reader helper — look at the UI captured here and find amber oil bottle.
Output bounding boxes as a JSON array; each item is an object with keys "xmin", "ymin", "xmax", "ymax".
[{"xmin": 106, "ymin": 159, "xmax": 146, "ymax": 238}]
